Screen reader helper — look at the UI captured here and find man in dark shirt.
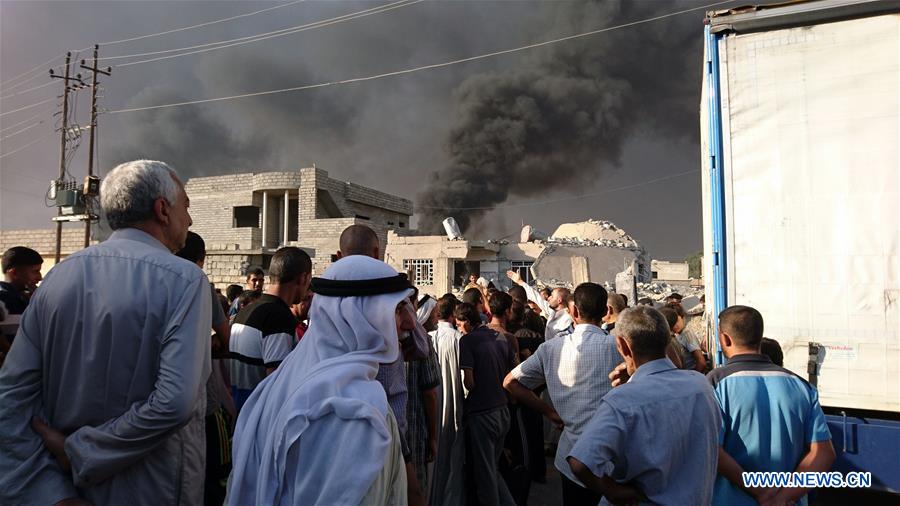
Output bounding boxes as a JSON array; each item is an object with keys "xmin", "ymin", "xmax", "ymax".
[
  {"xmin": 457, "ymin": 302, "xmax": 516, "ymax": 506},
  {"xmin": 0, "ymin": 246, "xmax": 43, "ymax": 315}
]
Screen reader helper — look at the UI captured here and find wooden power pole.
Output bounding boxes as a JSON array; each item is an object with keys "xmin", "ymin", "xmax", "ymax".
[
  {"xmin": 80, "ymin": 45, "xmax": 111, "ymax": 248},
  {"xmin": 49, "ymin": 53, "xmax": 78, "ymax": 263}
]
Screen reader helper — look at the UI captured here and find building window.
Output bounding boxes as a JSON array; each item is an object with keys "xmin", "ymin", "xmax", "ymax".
[
  {"xmin": 233, "ymin": 206, "xmax": 260, "ymax": 228},
  {"xmin": 355, "ymin": 214, "xmax": 370, "ymax": 221},
  {"xmin": 510, "ymin": 261, "xmax": 535, "ymax": 285},
  {"xmin": 399, "ymin": 221, "xmax": 405, "ymax": 228},
  {"xmin": 652, "ymin": 271, "xmax": 659, "ymax": 279},
  {"xmin": 403, "ymin": 259, "xmax": 434, "ymax": 286}
]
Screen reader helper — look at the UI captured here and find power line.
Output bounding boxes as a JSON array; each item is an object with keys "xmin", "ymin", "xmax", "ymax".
[
  {"xmin": 0, "ymin": 120, "xmax": 43, "ymax": 140},
  {"xmin": 0, "ymin": 186, "xmax": 48, "ymax": 199},
  {"xmin": 0, "ymin": 53, "xmax": 65, "ymax": 89},
  {"xmin": 98, "ymin": 0, "xmax": 307, "ymax": 46},
  {"xmin": 98, "ymin": 0, "xmax": 415, "ymax": 62},
  {"xmin": 0, "ymin": 113, "xmax": 44, "ymax": 133},
  {"xmin": 0, "ymin": 51, "xmax": 88, "ymax": 93},
  {"xmin": 6, "ymin": 0, "xmax": 414, "ymax": 84},
  {"xmin": 0, "ymin": 97, "xmax": 57, "ymax": 117},
  {"xmin": 417, "ymin": 169, "xmax": 701, "ymax": 211},
  {"xmin": 108, "ymin": 0, "xmax": 734, "ymax": 115},
  {"xmin": 112, "ymin": 0, "xmax": 423, "ymax": 68},
  {"xmin": 0, "ymin": 169, "xmax": 52, "ymax": 185},
  {"xmin": 0, "ymin": 81, "xmax": 55, "ymax": 101},
  {"xmin": 0, "ymin": 136, "xmax": 45, "ymax": 159},
  {"xmin": 0, "ymin": 0, "xmax": 305, "ymax": 92}
]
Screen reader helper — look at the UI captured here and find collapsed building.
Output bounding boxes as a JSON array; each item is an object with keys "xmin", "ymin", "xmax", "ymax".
[{"xmin": 383, "ymin": 219, "xmax": 651, "ymax": 297}]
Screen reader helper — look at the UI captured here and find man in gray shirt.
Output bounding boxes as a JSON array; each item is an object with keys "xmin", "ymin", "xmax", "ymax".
[{"xmin": 0, "ymin": 160, "xmax": 211, "ymax": 505}]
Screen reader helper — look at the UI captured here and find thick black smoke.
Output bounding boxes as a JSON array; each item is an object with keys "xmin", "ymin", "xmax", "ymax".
[
  {"xmin": 417, "ymin": 0, "xmax": 703, "ymax": 233},
  {"xmin": 105, "ymin": 0, "xmax": 705, "ymax": 232},
  {"xmin": 108, "ymin": 86, "xmax": 272, "ymax": 177}
]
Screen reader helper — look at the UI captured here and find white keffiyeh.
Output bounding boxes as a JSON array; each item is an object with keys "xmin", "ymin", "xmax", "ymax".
[{"xmin": 227, "ymin": 256, "xmax": 412, "ymax": 505}]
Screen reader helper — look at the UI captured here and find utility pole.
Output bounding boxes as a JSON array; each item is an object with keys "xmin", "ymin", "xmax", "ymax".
[
  {"xmin": 49, "ymin": 53, "xmax": 79, "ymax": 264},
  {"xmin": 80, "ymin": 45, "xmax": 111, "ymax": 248}
]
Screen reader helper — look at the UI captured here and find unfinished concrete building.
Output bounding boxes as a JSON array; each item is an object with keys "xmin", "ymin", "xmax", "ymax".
[
  {"xmin": 185, "ymin": 167, "xmax": 413, "ymax": 286},
  {"xmin": 650, "ymin": 260, "xmax": 691, "ymax": 281},
  {"xmin": 384, "ymin": 219, "xmax": 650, "ymax": 297}
]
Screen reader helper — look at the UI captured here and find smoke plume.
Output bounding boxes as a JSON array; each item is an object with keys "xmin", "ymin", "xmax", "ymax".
[
  {"xmin": 417, "ymin": 0, "xmax": 702, "ymax": 233},
  {"xmin": 107, "ymin": 86, "xmax": 272, "ymax": 177}
]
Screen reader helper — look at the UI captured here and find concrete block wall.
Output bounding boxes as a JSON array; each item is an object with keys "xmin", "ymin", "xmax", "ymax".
[
  {"xmin": 344, "ymin": 182, "xmax": 413, "ymax": 216},
  {"xmin": 186, "ymin": 174, "xmax": 259, "ymax": 249},
  {"xmin": 0, "ymin": 228, "xmax": 95, "ymax": 256},
  {"xmin": 186, "ymin": 167, "xmax": 411, "ymax": 279},
  {"xmin": 297, "ymin": 217, "xmax": 395, "ymax": 275},
  {"xmin": 204, "ymin": 252, "xmax": 252, "ymax": 287},
  {"xmin": 650, "ymin": 260, "xmax": 690, "ymax": 281},
  {"xmin": 0, "ymin": 227, "xmax": 98, "ymax": 272},
  {"xmin": 251, "ymin": 172, "xmax": 303, "ymax": 192},
  {"xmin": 384, "ymin": 236, "xmax": 455, "ymax": 297},
  {"xmin": 348, "ymin": 202, "xmax": 410, "ymax": 230},
  {"xmin": 311, "ymin": 170, "xmax": 354, "ymax": 218}
]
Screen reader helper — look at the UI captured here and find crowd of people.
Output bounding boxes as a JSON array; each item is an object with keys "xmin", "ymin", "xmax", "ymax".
[{"xmin": 0, "ymin": 159, "xmax": 835, "ymax": 506}]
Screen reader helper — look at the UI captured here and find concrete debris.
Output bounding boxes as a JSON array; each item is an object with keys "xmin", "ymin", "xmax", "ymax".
[
  {"xmin": 547, "ymin": 219, "xmax": 644, "ymax": 252},
  {"xmin": 552, "ymin": 220, "xmax": 632, "ymax": 242},
  {"xmin": 636, "ymin": 281, "xmax": 704, "ymax": 302},
  {"xmin": 536, "ymin": 278, "xmax": 575, "ymax": 290}
]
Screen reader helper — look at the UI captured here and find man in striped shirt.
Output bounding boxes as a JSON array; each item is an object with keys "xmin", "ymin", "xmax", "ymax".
[{"xmin": 229, "ymin": 247, "xmax": 311, "ymax": 412}]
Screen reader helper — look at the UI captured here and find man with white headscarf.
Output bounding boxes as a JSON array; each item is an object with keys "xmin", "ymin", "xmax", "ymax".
[
  {"xmin": 428, "ymin": 295, "xmax": 467, "ymax": 506},
  {"xmin": 227, "ymin": 255, "xmax": 414, "ymax": 505},
  {"xmin": 407, "ymin": 295, "xmax": 440, "ymax": 493}
]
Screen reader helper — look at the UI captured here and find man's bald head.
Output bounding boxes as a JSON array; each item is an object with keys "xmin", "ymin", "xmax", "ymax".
[{"xmin": 338, "ymin": 224, "xmax": 380, "ymax": 259}]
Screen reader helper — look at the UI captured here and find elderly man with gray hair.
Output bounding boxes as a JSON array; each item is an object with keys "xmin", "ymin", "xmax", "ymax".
[
  {"xmin": 0, "ymin": 160, "xmax": 211, "ymax": 505},
  {"xmin": 566, "ymin": 306, "xmax": 721, "ymax": 505}
]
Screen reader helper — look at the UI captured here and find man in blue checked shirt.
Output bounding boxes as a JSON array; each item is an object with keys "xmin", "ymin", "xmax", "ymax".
[{"xmin": 504, "ymin": 282, "xmax": 622, "ymax": 506}]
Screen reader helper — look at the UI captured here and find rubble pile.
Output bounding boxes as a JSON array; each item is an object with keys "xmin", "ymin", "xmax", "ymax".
[
  {"xmin": 636, "ymin": 281, "xmax": 704, "ymax": 302},
  {"xmin": 548, "ymin": 219, "xmax": 641, "ymax": 251},
  {"xmin": 543, "ymin": 219, "xmax": 650, "ymax": 274}
]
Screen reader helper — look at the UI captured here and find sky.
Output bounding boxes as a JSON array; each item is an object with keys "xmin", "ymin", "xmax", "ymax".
[{"xmin": 0, "ymin": 0, "xmax": 748, "ymax": 260}]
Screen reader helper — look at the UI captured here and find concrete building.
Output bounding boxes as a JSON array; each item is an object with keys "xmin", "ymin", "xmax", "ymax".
[
  {"xmin": 0, "ymin": 227, "xmax": 97, "ymax": 275},
  {"xmin": 384, "ymin": 220, "xmax": 650, "ymax": 297},
  {"xmin": 185, "ymin": 167, "xmax": 413, "ymax": 286},
  {"xmin": 650, "ymin": 260, "xmax": 691, "ymax": 282}
]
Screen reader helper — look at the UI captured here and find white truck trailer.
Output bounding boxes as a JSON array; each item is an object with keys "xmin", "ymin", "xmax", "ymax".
[{"xmin": 701, "ymin": 0, "xmax": 899, "ymax": 497}]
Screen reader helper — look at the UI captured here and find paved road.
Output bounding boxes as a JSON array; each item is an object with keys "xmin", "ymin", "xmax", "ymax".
[{"xmin": 526, "ymin": 457, "xmax": 563, "ymax": 506}]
